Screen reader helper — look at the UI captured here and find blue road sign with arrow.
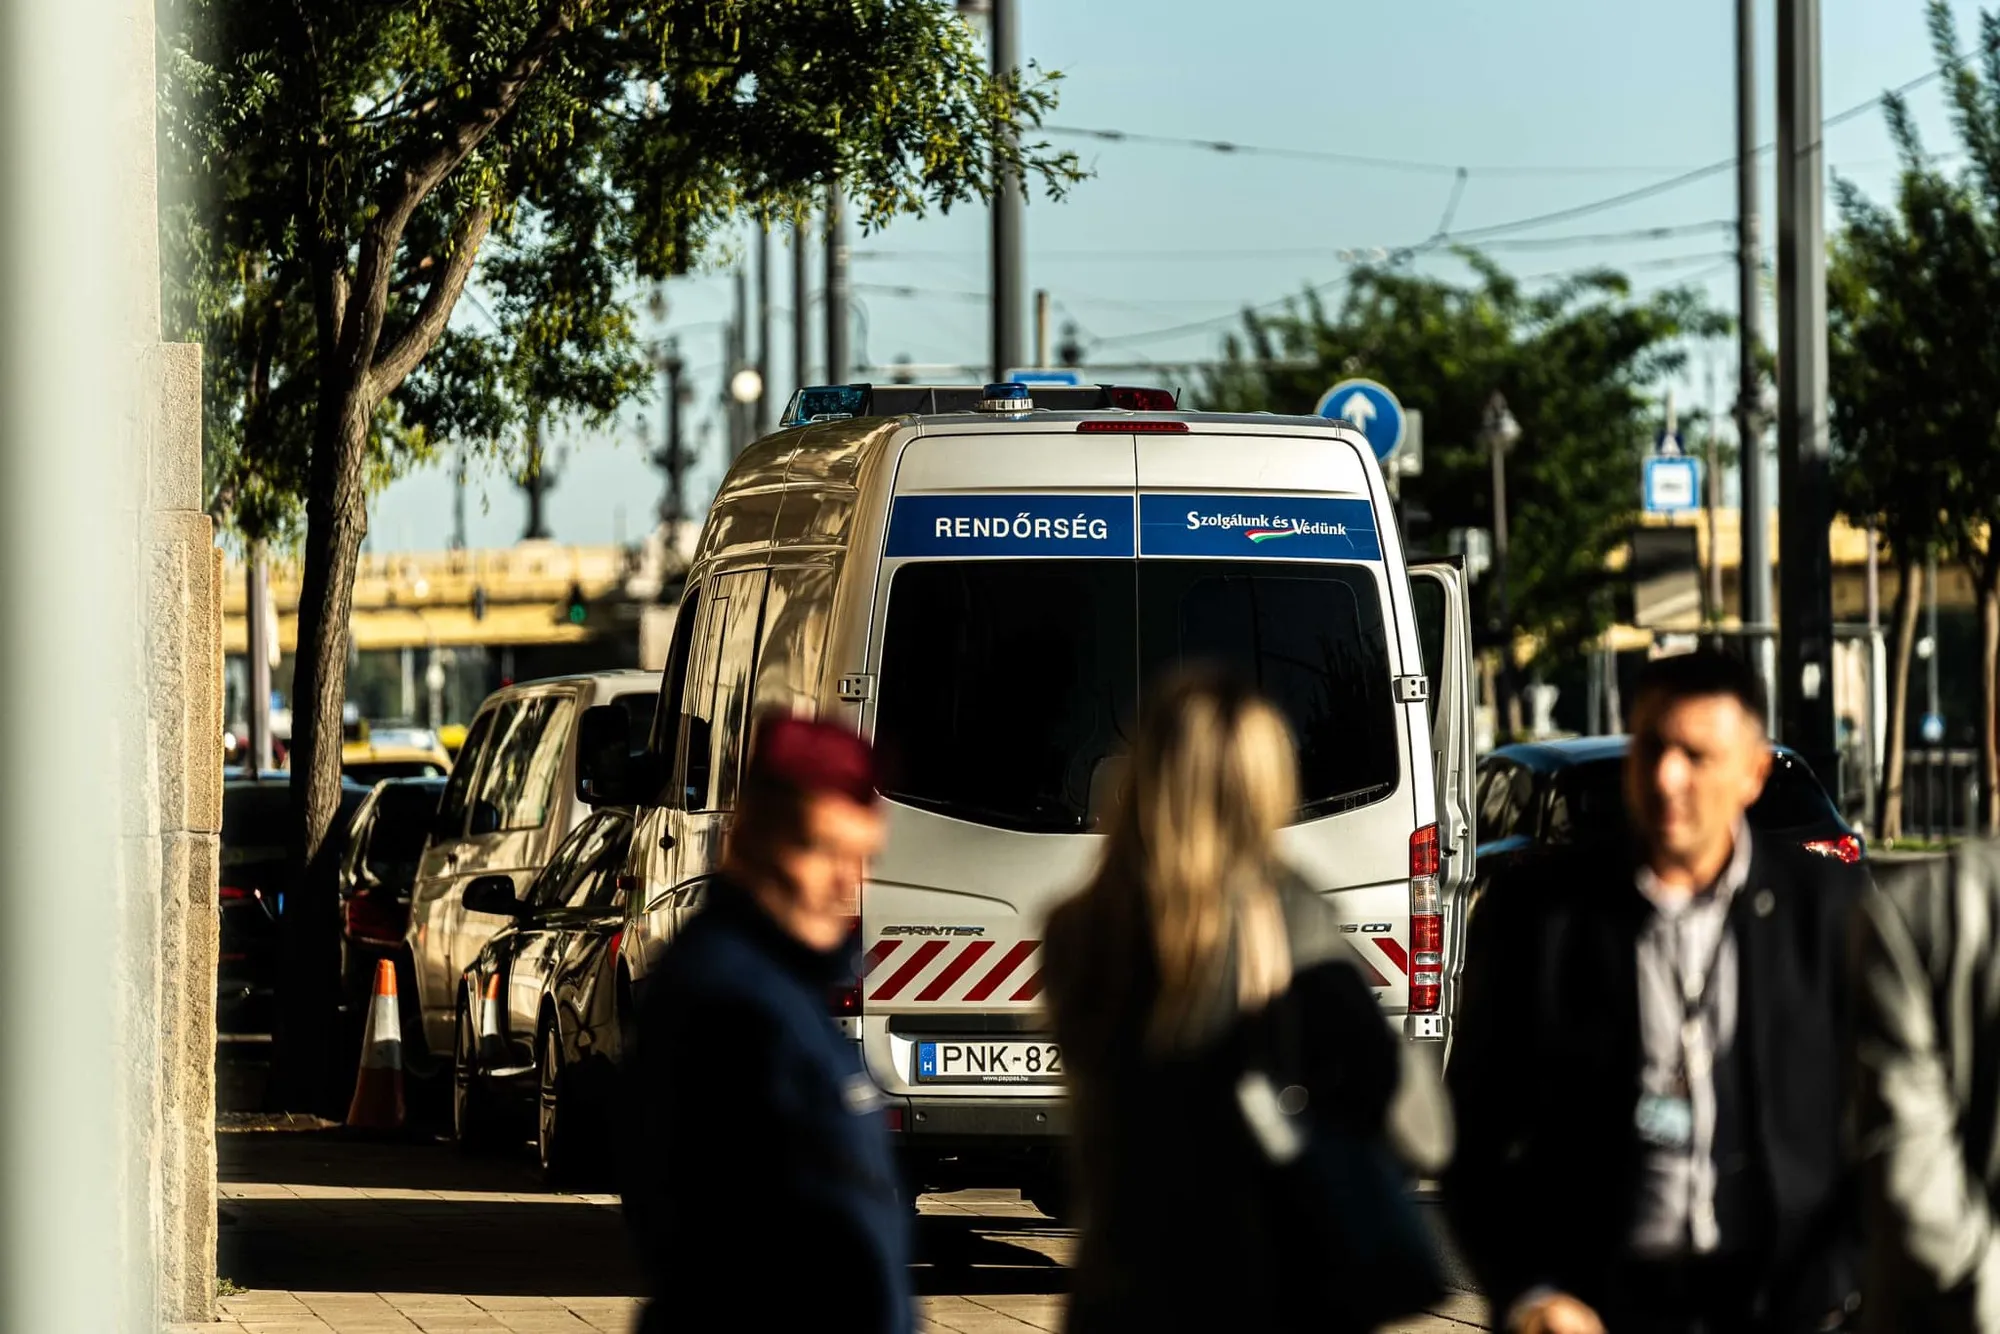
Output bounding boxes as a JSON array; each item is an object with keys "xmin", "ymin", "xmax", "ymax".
[{"xmin": 1315, "ymin": 378, "xmax": 1406, "ymax": 461}]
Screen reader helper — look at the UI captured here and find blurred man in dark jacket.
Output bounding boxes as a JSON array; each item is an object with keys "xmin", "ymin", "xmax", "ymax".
[
  {"xmin": 1854, "ymin": 839, "xmax": 2000, "ymax": 1334},
  {"xmin": 1446, "ymin": 651, "xmax": 1864, "ymax": 1334},
  {"xmin": 626, "ymin": 715, "xmax": 907, "ymax": 1334}
]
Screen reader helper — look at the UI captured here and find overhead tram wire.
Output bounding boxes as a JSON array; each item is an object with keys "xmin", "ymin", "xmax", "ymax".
[
  {"xmin": 1076, "ymin": 58, "xmax": 1952, "ymax": 352},
  {"xmin": 853, "ymin": 220, "xmax": 1736, "ymax": 266},
  {"xmin": 1042, "ymin": 125, "xmax": 1701, "ymax": 177},
  {"xmin": 1436, "ymin": 62, "xmax": 1950, "ymax": 244}
]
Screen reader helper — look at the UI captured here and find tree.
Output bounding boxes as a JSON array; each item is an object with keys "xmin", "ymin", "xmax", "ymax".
[
  {"xmin": 1831, "ymin": 0, "xmax": 2000, "ymax": 836},
  {"xmin": 162, "ymin": 0, "xmax": 1081, "ymax": 1105},
  {"xmin": 1200, "ymin": 257, "xmax": 1725, "ymax": 684},
  {"xmin": 1828, "ymin": 147, "xmax": 1964, "ymax": 840}
]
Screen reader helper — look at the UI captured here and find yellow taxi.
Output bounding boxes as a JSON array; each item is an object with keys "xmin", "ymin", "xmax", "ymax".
[{"xmin": 342, "ymin": 725, "xmax": 452, "ymax": 786}]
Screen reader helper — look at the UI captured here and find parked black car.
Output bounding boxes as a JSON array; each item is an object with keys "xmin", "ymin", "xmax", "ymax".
[
  {"xmin": 338, "ymin": 777, "xmax": 448, "ymax": 1055},
  {"xmin": 452, "ymin": 807, "xmax": 633, "ymax": 1182},
  {"xmin": 219, "ymin": 772, "xmax": 371, "ymax": 1036},
  {"xmin": 1473, "ymin": 736, "xmax": 1865, "ymax": 884}
]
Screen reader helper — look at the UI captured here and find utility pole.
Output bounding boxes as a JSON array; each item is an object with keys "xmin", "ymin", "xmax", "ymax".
[
  {"xmin": 1737, "ymin": 0, "xmax": 1776, "ymax": 721},
  {"xmin": 989, "ymin": 0, "xmax": 1025, "ymax": 380},
  {"xmin": 1033, "ymin": 289, "xmax": 1051, "ymax": 369},
  {"xmin": 1706, "ymin": 357, "xmax": 1723, "ymax": 623},
  {"xmin": 245, "ymin": 545, "xmax": 273, "ymax": 774},
  {"xmin": 652, "ymin": 338, "xmax": 687, "ymax": 528},
  {"xmin": 1776, "ymin": 0, "xmax": 1838, "ymax": 788},
  {"xmin": 1483, "ymin": 393, "xmax": 1522, "ymax": 740},
  {"xmin": 731, "ymin": 266, "xmax": 749, "ymax": 455},
  {"xmin": 520, "ymin": 415, "xmax": 553, "ymax": 541},
  {"xmin": 450, "ymin": 445, "xmax": 468, "ymax": 552},
  {"xmin": 792, "ymin": 219, "xmax": 812, "ymax": 389},
  {"xmin": 756, "ymin": 226, "xmax": 773, "ymax": 435},
  {"xmin": 824, "ymin": 184, "xmax": 850, "ymax": 384}
]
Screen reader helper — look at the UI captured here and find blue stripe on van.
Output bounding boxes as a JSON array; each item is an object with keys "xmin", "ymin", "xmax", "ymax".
[
  {"xmin": 1138, "ymin": 493, "xmax": 1383, "ymax": 561},
  {"xmin": 885, "ymin": 494, "xmax": 1136, "ymax": 558}
]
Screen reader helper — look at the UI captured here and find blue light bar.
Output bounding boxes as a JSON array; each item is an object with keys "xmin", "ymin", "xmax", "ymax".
[
  {"xmin": 781, "ymin": 384, "xmax": 871, "ymax": 427},
  {"xmin": 977, "ymin": 382, "xmax": 1033, "ymax": 413}
]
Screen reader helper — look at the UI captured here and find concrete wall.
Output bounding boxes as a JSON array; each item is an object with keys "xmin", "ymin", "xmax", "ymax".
[{"xmin": 0, "ymin": 0, "xmax": 219, "ymax": 1329}]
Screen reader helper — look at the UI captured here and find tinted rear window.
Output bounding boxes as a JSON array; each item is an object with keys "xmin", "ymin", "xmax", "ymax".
[
  {"xmin": 875, "ymin": 559, "xmax": 1399, "ymax": 833},
  {"xmin": 1750, "ymin": 753, "xmax": 1840, "ymax": 829},
  {"xmin": 369, "ymin": 783, "xmax": 445, "ymax": 861},
  {"xmin": 1545, "ymin": 750, "xmax": 1839, "ymax": 843},
  {"xmin": 876, "ymin": 562, "xmax": 1136, "ymax": 834}
]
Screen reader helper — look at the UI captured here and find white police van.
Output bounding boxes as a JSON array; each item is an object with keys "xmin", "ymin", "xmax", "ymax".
[{"xmin": 577, "ymin": 382, "xmax": 1475, "ymax": 1210}]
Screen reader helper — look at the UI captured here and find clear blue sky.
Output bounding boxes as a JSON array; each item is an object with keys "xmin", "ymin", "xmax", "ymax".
[{"xmin": 366, "ymin": 0, "xmax": 1982, "ymax": 553}]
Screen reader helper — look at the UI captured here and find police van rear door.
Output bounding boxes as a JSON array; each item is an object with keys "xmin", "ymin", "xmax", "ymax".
[
  {"xmin": 858, "ymin": 424, "xmax": 1135, "ymax": 1104},
  {"xmin": 1134, "ymin": 425, "xmax": 1427, "ymax": 1017}
]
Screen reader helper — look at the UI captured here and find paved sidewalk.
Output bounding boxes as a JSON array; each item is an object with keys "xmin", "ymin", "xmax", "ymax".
[{"xmin": 180, "ymin": 1126, "xmax": 1488, "ymax": 1333}]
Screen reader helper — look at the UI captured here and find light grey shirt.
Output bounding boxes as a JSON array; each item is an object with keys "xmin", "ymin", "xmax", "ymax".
[{"xmin": 1629, "ymin": 823, "xmax": 1752, "ymax": 1258}]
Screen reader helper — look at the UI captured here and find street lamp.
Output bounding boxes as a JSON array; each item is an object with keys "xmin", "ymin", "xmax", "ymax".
[{"xmin": 1481, "ymin": 392, "xmax": 1522, "ymax": 737}]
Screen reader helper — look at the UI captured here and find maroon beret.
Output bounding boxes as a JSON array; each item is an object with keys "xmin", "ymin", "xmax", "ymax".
[{"xmin": 748, "ymin": 715, "xmax": 878, "ymax": 805}]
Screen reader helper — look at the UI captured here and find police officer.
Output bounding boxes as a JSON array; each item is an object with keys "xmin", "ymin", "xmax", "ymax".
[{"xmin": 626, "ymin": 715, "xmax": 908, "ymax": 1334}]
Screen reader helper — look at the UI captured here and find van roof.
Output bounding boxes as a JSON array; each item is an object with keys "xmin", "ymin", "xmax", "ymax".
[{"xmin": 489, "ymin": 667, "xmax": 661, "ymax": 695}]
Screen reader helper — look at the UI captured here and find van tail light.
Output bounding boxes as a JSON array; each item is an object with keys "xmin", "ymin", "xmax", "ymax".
[
  {"xmin": 832, "ymin": 912, "xmax": 863, "ymax": 1015},
  {"xmin": 1106, "ymin": 385, "xmax": 1178, "ymax": 411},
  {"xmin": 219, "ymin": 884, "xmax": 251, "ymax": 903},
  {"xmin": 1076, "ymin": 419, "xmax": 1188, "ymax": 433},
  {"xmin": 1803, "ymin": 833, "xmax": 1863, "ymax": 864},
  {"xmin": 1409, "ymin": 824, "xmax": 1442, "ymax": 1014}
]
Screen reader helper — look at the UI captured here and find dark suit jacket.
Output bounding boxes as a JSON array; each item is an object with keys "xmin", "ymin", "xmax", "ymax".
[
  {"xmin": 1443, "ymin": 833, "xmax": 1864, "ymax": 1329},
  {"xmin": 625, "ymin": 881, "xmax": 911, "ymax": 1334}
]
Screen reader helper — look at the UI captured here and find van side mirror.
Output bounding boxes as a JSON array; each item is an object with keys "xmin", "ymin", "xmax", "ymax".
[
  {"xmin": 462, "ymin": 875, "xmax": 524, "ymax": 918},
  {"xmin": 577, "ymin": 704, "xmax": 633, "ymax": 805},
  {"xmin": 469, "ymin": 799, "xmax": 502, "ymax": 836}
]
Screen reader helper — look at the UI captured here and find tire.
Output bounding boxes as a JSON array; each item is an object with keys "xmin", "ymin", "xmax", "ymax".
[
  {"xmin": 453, "ymin": 993, "xmax": 505, "ymax": 1153},
  {"xmin": 1024, "ymin": 1173, "xmax": 1075, "ymax": 1225},
  {"xmin": 536, "ymin": 1022, "xmax": 577, "ymax": 1186}
]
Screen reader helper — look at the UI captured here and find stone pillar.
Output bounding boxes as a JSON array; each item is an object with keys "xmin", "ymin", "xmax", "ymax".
[{"xmin": 147, "ymin": 343, "xmax": 220, "ymax": 1324}]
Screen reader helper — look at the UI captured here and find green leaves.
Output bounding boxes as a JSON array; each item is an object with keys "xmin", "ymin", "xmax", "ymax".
[
  {"xmin": 1197, "ymin": 259, "xmax": 1723, "ymax": 667},
  {"xmin": 161, "ymin": 0, "xmax": 1084, "ymax": 540},
  {"xmin": 1832, "ymin": 0, "xmax": 2000, "ymax": 582}
]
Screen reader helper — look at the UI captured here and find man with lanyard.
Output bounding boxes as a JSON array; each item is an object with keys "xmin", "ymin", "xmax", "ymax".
[{"xmin": 1446, "ymin": 651, "xmax": 1863, "ymax": 1334}]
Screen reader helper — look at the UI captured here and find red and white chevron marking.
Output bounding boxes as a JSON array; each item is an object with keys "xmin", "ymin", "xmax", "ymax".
[
  {"xmin": 862, "ymin": 933, "xmax": 1409, "ymax": 1004},
  {"xmin": 862, "ymin": 938, "xmax": 1045, "ymax": 1004}
]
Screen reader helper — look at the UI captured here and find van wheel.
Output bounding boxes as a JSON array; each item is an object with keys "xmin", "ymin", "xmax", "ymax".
[
  {"xmin": 1024, "ymin": 1174, "xmax": 1075, "ymax": 1224},
  {"xmin": 453, "ymin": 995, "xmax": 504, "ymax": 1153}
]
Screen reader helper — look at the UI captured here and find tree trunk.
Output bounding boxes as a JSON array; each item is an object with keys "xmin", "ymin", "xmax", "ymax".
[
  {"xmin": 1881, "ymin": 557, "xmax": 1921, "ymax": 843},
  {"xmin": 1983, "ymin": 578, "xmax": 2000, "ymax": 835},
  {"xmin": 270, "ymin": 383, "xmax": 374, "ymax": 1113}
]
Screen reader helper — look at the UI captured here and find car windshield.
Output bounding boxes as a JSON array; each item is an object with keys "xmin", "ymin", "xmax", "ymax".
[{"xmin": 873, "ymin": 559, "xmax": 1400, "ymax": 834}]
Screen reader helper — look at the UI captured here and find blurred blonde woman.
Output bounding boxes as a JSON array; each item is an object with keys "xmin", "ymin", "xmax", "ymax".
[{"xmin": 1045, "ymin": 669, "xmax": 1451, "ymax": 1334}]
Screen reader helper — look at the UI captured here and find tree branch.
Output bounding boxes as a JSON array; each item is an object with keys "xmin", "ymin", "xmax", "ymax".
[
  {"xmin": 338, "ymin": 1, "xmax": 584, "ymax": 388},
  {"xmin": 369, "ymin": 203, "xmax": 493, "ymax": 397}
]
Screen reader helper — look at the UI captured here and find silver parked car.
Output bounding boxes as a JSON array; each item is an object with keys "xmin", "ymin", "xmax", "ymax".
[{"xmin": 404, "ymin": 670, "xmax": 658, "ymax": 1064}]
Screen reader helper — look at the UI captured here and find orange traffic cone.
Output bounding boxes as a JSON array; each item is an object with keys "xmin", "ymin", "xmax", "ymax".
[
  {"xmin": 477, "ymin": 972, "xmax": 507, "ymax": 1064},
  {"xmin": 346, "ymin": 958, "xmax": 406, "ymax": 1131}
]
